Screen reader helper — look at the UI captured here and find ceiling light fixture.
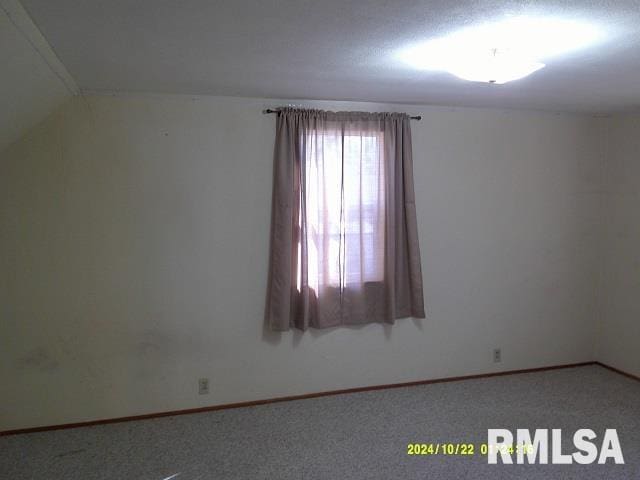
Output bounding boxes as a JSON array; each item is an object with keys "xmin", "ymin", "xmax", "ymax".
[{"xmin": 399, "ymin": 16, "xmax": 603, "ymax": 84}]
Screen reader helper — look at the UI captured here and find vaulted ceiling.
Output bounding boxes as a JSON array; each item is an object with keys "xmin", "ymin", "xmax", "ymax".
[{"xmin": 0, "ymin": 0, "xmax": 76, "ymax": 151}]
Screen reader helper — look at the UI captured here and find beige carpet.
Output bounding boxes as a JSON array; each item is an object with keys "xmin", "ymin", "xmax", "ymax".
[{"xmin": 1, "ymin": 365, "xmax": 639, "ymax": 479}]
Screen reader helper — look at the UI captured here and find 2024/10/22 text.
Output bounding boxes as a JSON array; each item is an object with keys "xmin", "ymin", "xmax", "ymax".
[{"xmin": 407, "ymin": 443, "xmax": 534, "ymax": 456}]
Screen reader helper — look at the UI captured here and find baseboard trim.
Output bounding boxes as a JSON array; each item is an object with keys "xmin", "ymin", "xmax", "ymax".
[
  {"xmin": 595, "ymin": 361, "xmax": 640, "ymax": 382},
  {"xmin": 1, "ymin": 361, "xmax": 602, "ymax": 436}
]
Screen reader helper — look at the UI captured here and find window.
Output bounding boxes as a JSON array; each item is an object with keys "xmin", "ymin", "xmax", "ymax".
[
  {"xmin": 297, "ymin": 128, "xmax": 385, "ymax": 292},
  {"xmin": 266, "ymin": 109, "xmax": 424, "ymax": 330}
]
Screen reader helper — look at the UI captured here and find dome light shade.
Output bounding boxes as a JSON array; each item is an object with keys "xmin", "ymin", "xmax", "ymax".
[
  {"xmin": 448, "ymin": 49, "xmax": 545, "ymax": 84},
  {"xmin": 399, "ymin": 16, "xmax": 602, "ymax": 84}
]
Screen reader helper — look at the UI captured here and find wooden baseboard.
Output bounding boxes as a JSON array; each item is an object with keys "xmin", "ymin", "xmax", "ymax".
[
  {"xmin": 0, "ymin": 361, "xmax": 600, "ymax": 436},
  {"xmin": 594, "ymin": 361, "xmax": 640, "ymax": 382}
]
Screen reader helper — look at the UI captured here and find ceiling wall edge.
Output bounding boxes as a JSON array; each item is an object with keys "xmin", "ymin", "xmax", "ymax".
[
  {"xmin": 80, "ymin": 89, "xmax": 614, "ymax": 118},
  {"xmin": 1, "ymin": 0, "xmax": 79, "ymax": 95}
]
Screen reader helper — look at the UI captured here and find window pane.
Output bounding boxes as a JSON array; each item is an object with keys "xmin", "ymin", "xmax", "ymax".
[{"xmin": 301, "ymin": 127, "xmax": 384, "ymax": 290}]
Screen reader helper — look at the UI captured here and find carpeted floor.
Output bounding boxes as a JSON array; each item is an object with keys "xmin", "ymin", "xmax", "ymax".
[{"xmin": 1, "ymin": 364, "xmax": 639, "ymax": 479}]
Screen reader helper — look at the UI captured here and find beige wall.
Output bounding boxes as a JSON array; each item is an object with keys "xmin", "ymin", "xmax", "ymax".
[
  {"xmin": 0, "ymin": 94, "xmax": 605, "ymax": 431},
  {"xmin": 597, "ymin": 115, "xmax": 640, "ymax": 377}
]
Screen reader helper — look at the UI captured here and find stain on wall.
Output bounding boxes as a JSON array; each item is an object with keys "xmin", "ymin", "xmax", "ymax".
[{"xmin": 16, "ymin": 347, "xmax": 60, "ymax": 373}]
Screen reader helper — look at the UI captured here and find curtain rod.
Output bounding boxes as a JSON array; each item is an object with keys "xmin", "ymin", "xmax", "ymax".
[{"xmin": 263, "ymin": 109, "xmax": 421, "ymax": 121}]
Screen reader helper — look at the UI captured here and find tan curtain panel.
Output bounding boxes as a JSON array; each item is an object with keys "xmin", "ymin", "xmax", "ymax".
[{"xmin": 265, "ymin": 108, "xmax": 425, "ymax": 331}]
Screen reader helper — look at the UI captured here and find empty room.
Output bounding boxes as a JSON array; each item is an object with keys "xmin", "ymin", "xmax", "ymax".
[{"xmin": 1, "ymin": 0, "xmax": 639, "ymax": 478}]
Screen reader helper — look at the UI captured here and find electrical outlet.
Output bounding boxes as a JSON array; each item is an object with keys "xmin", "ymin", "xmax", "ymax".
[
  {"xmin": 493, "ymin": 348, "xmax": 502, "ymax": 363},
  {"xmin": 198, "ymin": 378, "xmax": 209, "ymax": 395}
]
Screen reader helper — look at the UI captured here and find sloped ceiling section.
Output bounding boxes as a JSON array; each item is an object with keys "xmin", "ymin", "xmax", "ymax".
[{"xmin": 0, "ymin": 0, "xmax": 77, "ymax": 152}]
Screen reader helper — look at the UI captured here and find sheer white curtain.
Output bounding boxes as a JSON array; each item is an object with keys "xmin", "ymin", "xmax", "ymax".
[{"xmin": 300, "ymin": 123, "xmax": 385, "ymax": 293}]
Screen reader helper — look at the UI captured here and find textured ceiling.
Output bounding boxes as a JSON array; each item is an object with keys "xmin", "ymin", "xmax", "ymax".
[{"xmin": 19, "ymin": 0, "xmax": 640, "ymax": 113}]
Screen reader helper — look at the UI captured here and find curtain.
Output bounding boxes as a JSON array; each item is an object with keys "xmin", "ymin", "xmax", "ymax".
[{"xmin": 265, "ymin": 108, "xmax": 425, "ymax": 331}]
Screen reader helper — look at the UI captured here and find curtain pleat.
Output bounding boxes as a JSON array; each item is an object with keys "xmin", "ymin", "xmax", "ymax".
[{"xmin": 265, "ymin": 108, "xmax": 425, "ymax": 331}]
